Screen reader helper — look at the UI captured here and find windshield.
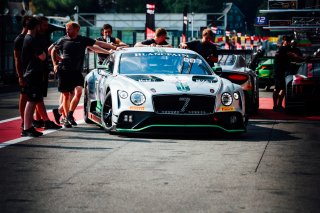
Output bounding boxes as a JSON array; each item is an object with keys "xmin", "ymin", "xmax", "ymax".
[{"xmin": 119, "ymin": 52, "xmax": 213, "ymax": 75}]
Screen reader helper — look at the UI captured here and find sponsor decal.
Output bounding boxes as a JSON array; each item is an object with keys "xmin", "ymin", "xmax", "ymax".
[
  {"xmin": 220, "ymin": 106, "xmax": 235, "ymax": 112},
  {"xmin": 176, "ymin": 82, "xmax": 190, "ymax": 92},
  {"xmin": 129, "ymin": 106, "xmax": 145, "ymax": 111}
]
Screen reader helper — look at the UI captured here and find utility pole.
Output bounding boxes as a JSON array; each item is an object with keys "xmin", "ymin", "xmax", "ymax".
[{"xmin": 74, "ymin": 5, "xmax": 79, "ymax": 23}]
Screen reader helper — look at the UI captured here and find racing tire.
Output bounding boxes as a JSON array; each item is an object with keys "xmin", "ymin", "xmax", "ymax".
[
  {"xmin": 101, "ymin": 91, "xmax": 115, "ymax": 133},
  {"xmin": 84, "ymin": 84, "xmax": 94, "ymax": 124},
  {"xmin": 284, "ymin": 83, "xmax": 296, "ymax": 114}
]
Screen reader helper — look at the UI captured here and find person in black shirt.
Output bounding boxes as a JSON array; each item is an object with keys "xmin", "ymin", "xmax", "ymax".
[
  {"xmin": 96, "ymin": 24, "xmax": 128, "ymax": 64},
  {"xmin": 180, "ymin": 28, "xmax": 218, "ymax": 67},
  {"xmin": 32, "ymin": 16, "xmax": 51, "ymax": 127},
  {"xmin": 13, "ymin": 15, "xmax": 31, "ymax": 129},
  {"xmin": 134, "ymin": 28, "xmax": 172, "ymax": 47},
  {"xmin": 289, "ymin": 39, "xmax": 303, "ymax": 75},
  {"xmin": 51, "ymin": 21, "xmax": 117, "ymax": 127},
  {"xmin": 273, "ymin": 36, "xmax": 305, "ymax": 112},
  {"xmin": 21, "ymin": 17, "xmax": 61, "ymax": 137}
]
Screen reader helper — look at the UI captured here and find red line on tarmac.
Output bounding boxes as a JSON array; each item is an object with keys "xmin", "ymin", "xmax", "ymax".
[
  {"xmin": 251, "ymin": 98, "xmax": 320, "ymax": 121},
  {"xmin": 0, "ymin": 105, "xmax": 83, "ymax": 144}
]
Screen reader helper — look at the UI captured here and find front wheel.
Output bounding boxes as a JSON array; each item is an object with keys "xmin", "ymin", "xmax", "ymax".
[{"xmin": 101, "ymin": 91, "xmax": 114, "ymax": 133}]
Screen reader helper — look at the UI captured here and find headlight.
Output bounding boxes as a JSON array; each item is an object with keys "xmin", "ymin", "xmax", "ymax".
[
  {"xmin": 221, "ymin": 92, "xmax": 233, "ymax": 106},
  {"xmin": 130, "ymin": 91, "xmax": 146, "ymax": 105},
  {"xmin": 118, "ymin": 90, "xmax": 128, "ymax": 99},
  {"xmin": 233, "ymin": 92, "xmax": 239, "ymax": 100}
]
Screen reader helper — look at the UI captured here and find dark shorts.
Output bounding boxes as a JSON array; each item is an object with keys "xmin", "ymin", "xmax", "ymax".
[
  {"xmin": 25, "ymin": 84, "xmax": 44, "ymax": 102},
  {"xmin": 20, "ymin": 85, "xmax": 27, "ymax": 94},
  {"xmin": 58, "ymin": 68, "xmax": 84, "ymax": 93}
]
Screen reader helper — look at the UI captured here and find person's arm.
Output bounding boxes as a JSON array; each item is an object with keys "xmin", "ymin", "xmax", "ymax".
[
  {"xmin": 88, "ymin": 45, "xmax": 112, "ymax": 54},
  {"xmin": 13, "ymin": 49, "xmax": 26, "ymax": 86},
  {"xmin": 51, "ymin": 47, "xmax": 59, "ymax": 73},
  {"xmin": 95, "ymin": 40, "xmax": 117, "ymax": 50},
  {"xmin": 287, "ymin": 51, "xmax": 305, "ymax": 62},
  {"xmin": 134, "ymin": 41, "xmax": 148, "ymax": 47},
  {"xmin": 48, "ymin": 43, "xmax": 62, "ymax": 62},
  {"xmin": 115, "ymin": 38, "xmax": 129, "ymax": 47},
  {"xmin": 156, "ymin": 44, "xmax": 173, "ymax": 48}
]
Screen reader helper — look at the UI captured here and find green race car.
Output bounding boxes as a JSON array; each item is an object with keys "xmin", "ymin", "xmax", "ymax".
[{"xmin": 255, "ymin": 57, "xmax": 275, "ymax": 91}]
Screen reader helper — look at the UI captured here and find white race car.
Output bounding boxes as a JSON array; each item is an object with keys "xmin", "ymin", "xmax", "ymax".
[{"xmin": 84, "ymin": 47, "xmax": 248, "ymax": 134}]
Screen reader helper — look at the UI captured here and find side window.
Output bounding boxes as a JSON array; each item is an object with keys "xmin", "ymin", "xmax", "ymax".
[
  {"xmin": 104, "ymin": 55, "xmax": 114, "ymax": 73},
  {"xmin": 238, "ymin": 56, "xmax": 246, "ymax": 67},
  {"xmin": 98, "ymin": 54, "xmax": 114, "ymax": 75}
]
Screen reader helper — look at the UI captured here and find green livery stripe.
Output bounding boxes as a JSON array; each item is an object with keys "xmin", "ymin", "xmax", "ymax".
[
  {"xmin": 176, "ymin": 82, "xmax": 190, "ymax": 91},
  {"xmin": 96, "ymin": 101, "xmax": 102, "ymax": 112},
  {"xmin": 117, "ymin": 124, "xmax": 245, "ymax": 133}
]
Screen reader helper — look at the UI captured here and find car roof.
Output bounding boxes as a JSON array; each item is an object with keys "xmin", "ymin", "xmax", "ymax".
[{"xmin": 115, "ymin": 47, "xmax": 197, "ymax": 55}]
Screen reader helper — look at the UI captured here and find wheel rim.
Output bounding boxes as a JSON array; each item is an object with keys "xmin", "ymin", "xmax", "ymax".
[{"xmin": 103, "ymin": 97, "xmax": 112, "ymax": 128}]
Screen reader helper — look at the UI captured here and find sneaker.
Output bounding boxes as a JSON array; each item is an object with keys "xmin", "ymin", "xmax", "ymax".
[
  {"xmin": 44, "ymin": 120, "xmax": 62, "ymax": 129},
  {"xmin": 67, "ymin": 115, "xmax": 77, "ymax": 126},
  {"xmin": 33, "ymin": 119, "xmax": 44, "ymax": 128},
  {"xmin": 52, "ymin": 108, "xmax": 61, "ymax": 124},
  {"xmin": 21, "ymin": 127, "xmax": 43, "ymax": 137},
  {"xmin": 61, "ymin": 118, "xmax": 72, "ymax": 128},
  {"xmin": 273, "ymin": 105, "xmax": 285, "ymax": 112}
]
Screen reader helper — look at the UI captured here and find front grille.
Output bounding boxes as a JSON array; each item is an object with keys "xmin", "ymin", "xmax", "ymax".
[{"xmin": 152, "ymin": 95, "xmax": 215, "ymax": 115}]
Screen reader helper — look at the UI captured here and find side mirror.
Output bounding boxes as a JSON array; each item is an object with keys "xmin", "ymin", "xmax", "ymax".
[{"xmin": 212, "ymin": 66, "xmax": 222, "ymax": 74}]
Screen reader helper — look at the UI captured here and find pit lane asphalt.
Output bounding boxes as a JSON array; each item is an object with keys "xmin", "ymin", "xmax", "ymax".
[{"xmin": 0, "ymin": 83, "xmax": 319, "ymax": 212}]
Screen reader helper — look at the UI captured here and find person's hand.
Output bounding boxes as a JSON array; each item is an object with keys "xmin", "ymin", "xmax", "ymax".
[
  {"xmin": 179, "ymin": 43, "xmax": 188, "ymax": 49},
  {"xmin": 53, "ymin": 64, "xmax": 59, "ymax": 73},
  {"xmin": 18, "ymin": 77, "xmax": 26, "ymax": 87}
]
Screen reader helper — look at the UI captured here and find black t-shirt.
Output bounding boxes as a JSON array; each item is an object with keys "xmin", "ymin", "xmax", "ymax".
[
  {"xmin": 14, "ymin": 34, "xmax": 25, "ymax": 75},
  {"xmin": 274, "ymin": 45, "xmax": 291, "ymax": 78},
  {"xmin": 37, "ymin": 34, "xmax": 51, "ymax": 74},
  {"xmin": 185, "ymin": 40, "xmax": 218, "ymax": 67},
  {"xmin": 55, "ymin": 35, "xmax": 96, "ymax": 72},
  {"xmin": 22, "ymin": 34, "xmax": 44, "ymax": 84},
  {"xmin": 96, "ymin": 36, "xmax": 116, "ymax": 64},
  {"xmin": 14, "ymin": 34, "xmax": 25, "ymax": 52},
  {"xmin": 141, "ymin": 38, "xmax": 168, "ymax": 46}
]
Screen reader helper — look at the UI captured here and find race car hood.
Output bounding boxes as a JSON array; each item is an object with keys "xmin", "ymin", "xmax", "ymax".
[{"xmin": 119, "ymin": 74, "xmax": 222, "ymax": 95}]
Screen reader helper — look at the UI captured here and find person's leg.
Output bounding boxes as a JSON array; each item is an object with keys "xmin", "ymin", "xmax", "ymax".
[
  {"xmin": 273, "ymin": 89, "xmax": 279, "ymax": 109},
  {"xmin": 33, "ymin": 105, "xmax": 45, "ymax": 127},
  {"xmin": 24, "ymin": 101, "xmax": 37, "ymax": 130},
  {"xmin": 53, "ymin": 93, "xmax": 63, "ymax": 124},
  {"xmin": 61, "ymin": 91, "xmax": 72, "ymax": 128},
  {"xmin": 35, "ymin": 101, "xmax": 61, "ymax": 129},
  {"xmin": 278, "ymin": 89, "xmax": 285, "ymax": 108},
  {"xmin": 69, "ymin": 86, "xmax": 83, "ymax": 112},
  {"xmin": 67, "ymin": 86, "xmax": 82, "ymax": 125},
  {"xmin": 36, "ymin": 101, "xmax": 49, "ymax": 121},
  {"xmin": 62, "ymin": 91, "xmax": 71, "ymax": 117},
  {"xmin": 19, "ymin": 93, "xmax": 28, "ymax": 127}
]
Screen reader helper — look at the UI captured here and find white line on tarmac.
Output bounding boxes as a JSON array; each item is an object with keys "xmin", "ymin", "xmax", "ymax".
[{"xmin": 0, "ymin": 120, "xmax": 85, "ymax": 149}]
